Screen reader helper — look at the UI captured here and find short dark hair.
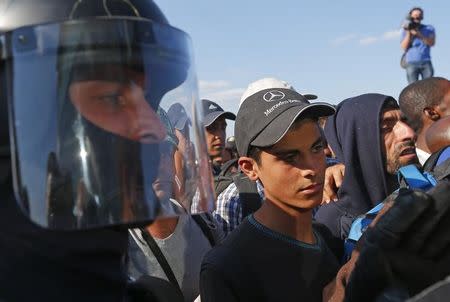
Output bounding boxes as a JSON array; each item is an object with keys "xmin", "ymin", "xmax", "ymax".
[
  {"xmin": 399, "ymin": 77, "xmax": 449, "ymax": 132},
  {"xmin": 409, "ymin": 7, "xmax": 424, "ymax": 17},
  {"xmin": 247, "ymin": 145, "xmax": 263, "ymax": 165}
]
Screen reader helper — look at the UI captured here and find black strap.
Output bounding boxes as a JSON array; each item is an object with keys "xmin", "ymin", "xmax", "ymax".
[
  {"xmin": 232, "ymin": 173, "xmax": 262, "ymax": 218},
  {"xmin": 192, "ymin": 214, "xmax": 216, "ymax": 247},
  {"xmin": 401, "ymin": 34, "xmax": 414, "ymax": 65},
  {"xmin": 139, "ymin": 228, "xmax": 184, "ymax": 298},
  {"xmin": 219, "ymin": 158, "xmax": 238, "ymax": 177},
  {"xmin": 214, "ymin": 159, "xmax": 239, "ymax": 196},
  {"xmin": 405, "ymin": 28, "xmax": 416, "ymax": 50}
]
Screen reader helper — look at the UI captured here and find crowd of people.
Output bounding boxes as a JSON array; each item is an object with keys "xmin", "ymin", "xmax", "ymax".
[
  {"xmin": 0, "ymin": 1, "xmax": 448, "ymax": 302},
  {"xmin": 201, "ymin": 76, "xmax": 450, "ymax": 302}
]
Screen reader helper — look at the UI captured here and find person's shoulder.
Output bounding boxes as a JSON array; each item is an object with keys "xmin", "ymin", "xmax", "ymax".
[
  {"xmin": 423, "ymin": 24, "xmax": 435, "ymax": 32},
  {"xmin": 194, "ymin": 212, "xmax": 226, "ymax": 244},
  {"xmin": 401, "ymin": 28, "xmax": 407, "ymax": 37},
  {"xmin": 312, "ymin": 221, "xmax": 344, "ymax": 260},
  {"xmin": 312, "ymin": 222, "xmax": 333, "ymax": 245},
  {"xmin": 312, "ymin": 221, "xmax": 334, "ymax": 237},
  {"xmin": 202, "ymin": 219, "xmax": 255, "ymax": 265},
  {"xmin": 217, "ymin": 181, "xmax": 239, "ymax": 200}
]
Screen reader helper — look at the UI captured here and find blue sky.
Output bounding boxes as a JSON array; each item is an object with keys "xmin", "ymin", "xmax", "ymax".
[{"xmin": 158, "ymin": 1, "xmax": 449, "ymax": 135}]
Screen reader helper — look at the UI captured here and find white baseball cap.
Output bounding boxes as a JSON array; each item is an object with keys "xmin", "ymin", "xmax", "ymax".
[{"xmin": 239, "ymin": 77, "xmax": 318, "ymax": 106}]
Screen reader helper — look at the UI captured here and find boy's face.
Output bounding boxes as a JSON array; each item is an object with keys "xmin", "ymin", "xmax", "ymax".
[{"xmin": 255, "ymin": 120, "xmax": 326, "ymax": 210}]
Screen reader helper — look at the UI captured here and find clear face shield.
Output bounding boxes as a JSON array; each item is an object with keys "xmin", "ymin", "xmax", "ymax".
[{"xmin": 1, "ymin": 18, "xmax": 215, "ymax": 230}]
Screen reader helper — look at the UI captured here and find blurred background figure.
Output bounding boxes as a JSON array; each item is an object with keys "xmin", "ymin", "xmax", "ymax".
[
  {"xmin": 167, "ymin": 102, "xmax": 197, "ymax": 209},
  {"xmin": 400, "ymin": 7, "xmax": 436, "ymax": 84},
  {"xmin": 129, "ymin": 109, "xmax": 224, "ymax": 302},
  {"xmin": 202, "ymin": 99, "xmax": 236, "ymax": 175},
  {"xmin": 222, "ymin": 136, "xmax": 238, "ymax": 164}
]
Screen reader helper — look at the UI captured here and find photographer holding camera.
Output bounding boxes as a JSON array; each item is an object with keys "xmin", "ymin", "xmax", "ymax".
[{"xmin": 401, "ymin": 7, "xmax": 436, "ymax": 84}]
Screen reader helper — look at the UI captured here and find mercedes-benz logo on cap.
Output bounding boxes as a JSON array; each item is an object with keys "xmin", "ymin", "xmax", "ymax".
[{"xmin": 263, "ymin": 90, "xmax": 285, "ymax": 102}]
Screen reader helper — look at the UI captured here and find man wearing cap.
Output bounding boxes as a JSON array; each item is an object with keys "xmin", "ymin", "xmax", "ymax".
[
  {"xmin": 214, "ymin": 78, "xmax": 343, "ymax": 235},
  {"xmin": 202, "ymin": 99, "xmax": 236, "ymax": 175},
  {"xmin": 200, "ymin": 87, "xmax": 341, "ymax": 301}
]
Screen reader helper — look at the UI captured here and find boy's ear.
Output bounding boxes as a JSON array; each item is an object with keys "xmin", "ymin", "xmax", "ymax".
[{"xmin": 238, "ymin": 157, "xmax": 259, "ymax": 181}]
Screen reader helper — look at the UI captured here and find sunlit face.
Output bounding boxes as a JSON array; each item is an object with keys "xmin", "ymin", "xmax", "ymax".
[
  {"xmin": 380, "ymin": 108, "xmax": 418, "ymax": 174},
  {"xmin": 205, "ymin": 116, "xmax": 227, "ymax": 161},
  {"xmin": 69, "ymin": 69, "xmax": 166, "ymax": 144},
  {"xmin": 255, "ymin": 120, "xmax": 326, "ymax": 210}
]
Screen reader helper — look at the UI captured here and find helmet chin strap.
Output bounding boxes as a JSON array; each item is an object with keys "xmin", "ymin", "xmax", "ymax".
[{"xmin": 0, "ymin": 157, "xmax": 11, "ymax": 187}]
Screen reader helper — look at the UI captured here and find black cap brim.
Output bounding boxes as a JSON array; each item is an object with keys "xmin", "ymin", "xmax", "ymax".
[
  {"xmin": 173, "ymin": 116, "xmax": 191, "ymax": 130},
  {"xmin": 251, "ymin": 103, "xmax": 335, "ymax": 148},
  {"xmin": 303, "ymin": 94, "xmax": 318, "ymax": 100},
  {"xmin": 204, "ymin": 111, "xmax": 236, "ymax": 127}
]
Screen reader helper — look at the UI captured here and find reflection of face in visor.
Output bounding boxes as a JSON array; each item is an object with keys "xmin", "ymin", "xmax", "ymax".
[
  {"xmin": 46, "ymin": 20, "xmax": 189, "ymax": 228},
  {"xmin": 152, "ymin": 108, "xmax": 181, "ymax": 215}
]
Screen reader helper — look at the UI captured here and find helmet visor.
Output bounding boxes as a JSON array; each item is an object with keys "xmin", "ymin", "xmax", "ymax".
[{"xmin": 2, "ymin": 19, "xmax": 215, "ymax": 230}]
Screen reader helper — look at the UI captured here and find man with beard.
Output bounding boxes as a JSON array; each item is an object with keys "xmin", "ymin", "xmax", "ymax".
[{"xmin": 314, "ymin": 94, "xmax": 418, "ymax": 240}]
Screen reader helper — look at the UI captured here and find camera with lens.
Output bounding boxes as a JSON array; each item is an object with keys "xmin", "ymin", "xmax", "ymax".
[{"xmin": 402, "ymin": 16, "xmax": 421, "ymax": 31}]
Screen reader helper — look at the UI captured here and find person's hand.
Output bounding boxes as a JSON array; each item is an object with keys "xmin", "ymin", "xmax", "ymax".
[
  {"xmin": 323, "ymin": 249, "xmax": 360, "ymax": 302},
  {"xmin": 322, "ymin": 163, "xmax": 345, "ymax": 204},
  {"xmin": 410, "ymin": 29, "xmax": 419, "ymax": 36},
  {"xmin": 344, "ymin": 182, "xmax": 450, "ymax": 301}
]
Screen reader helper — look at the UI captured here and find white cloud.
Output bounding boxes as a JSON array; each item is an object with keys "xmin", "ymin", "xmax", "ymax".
[
  {"xmin": 334, "ymin": 29, "xmax": 401, "ymax": 46},
  {"xmin": 203, "ymin": 88, "xmax": 245, "ymax": 104},
  {"xmin": 198, "ymin": 80, "xmax": 230, "ymax": 92},
  {"xmin": 330, "ymin": 34, "xmax": 358, "ymax": 46},
  {"xmin": 359, "ymin": 29, "xmax": 401, "ymax": 45},
  {"xmin": 199, "ymin": 79, "xmax": 244, "ymax": 112},
  {"xmin": 359, "ymin": 36, "xmax": 378, "ymax": 45},
  {"xmin": 382, "ymin": 29, "xmax": 401, "ymax": 40}
]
